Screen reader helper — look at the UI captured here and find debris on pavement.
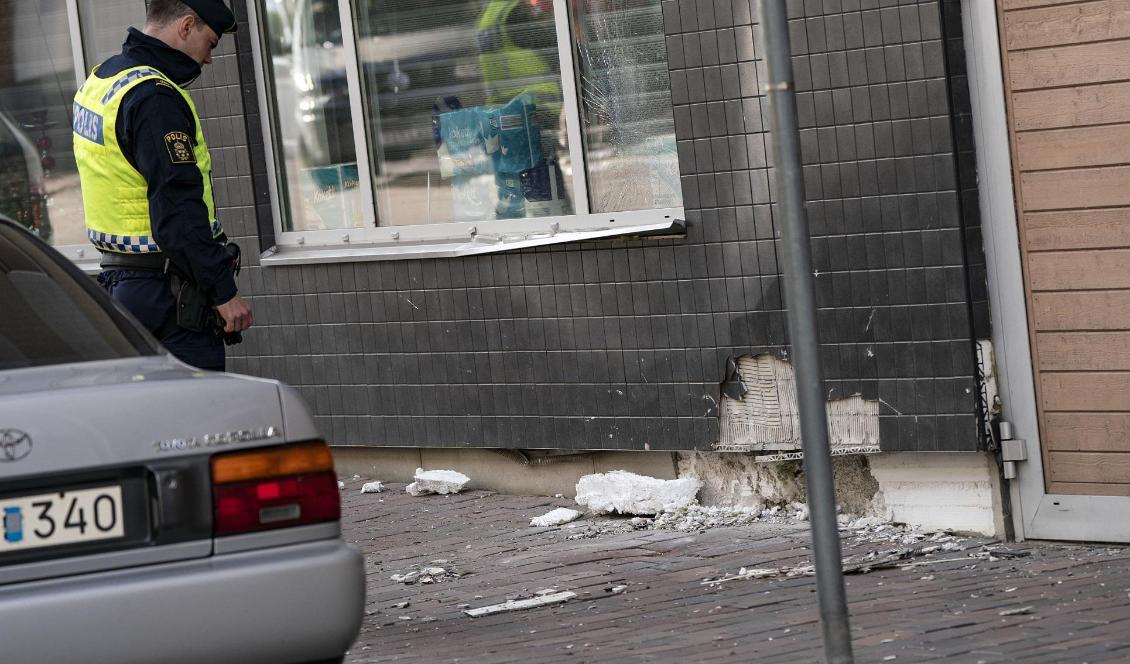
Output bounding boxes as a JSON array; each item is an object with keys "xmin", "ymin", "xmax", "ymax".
[
  {"xmin": 977, "ymin": 545, "xmax": 1032, "ymax": 560},
  {"xmin": 701, "ymin": 539, "xmax": 980, "ymax": 586},
  {"xmin": 338, "ymin": 480, "xmax": 345, "ymax": 490},
  {"xmin": 841, "ymin": 518, "xmax": 967, "ymax": 550},
  {"xmin": 463, "ymin": 590, "xmax": 578, "ymax": 618},
  {"xmin": 405, "ymin": 468, "xmax": 470, "ymax": 496},
  {"xmin": 530, "ymin": 507, "xmax": 582, "ymax": 527},
  {"xmin": 648, "ymin": 504, "xmax": 763, "ymax": 531},
  {"xmin": 390, "ymin": 561, "xmax": 462, "ymax": 585},
  {"xmin": 561, "ymin": 500, "xmax": 823, "ymax": 539},
  {"xmin": 574, "ymin": 470, "xmax": 701, "ymax": 515},
  {"xmin": 563, "ymin": 520, "xmax": 639, "ymax": 540},
  {"xmin": 361, "ymin": 481, "xmax": 385, "ymax": 494},
  {"xmin": 999, "ymin": 606, "xmax": 1035, "ymax": 616}
]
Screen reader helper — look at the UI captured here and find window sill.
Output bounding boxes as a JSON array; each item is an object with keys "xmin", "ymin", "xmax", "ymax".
[
  {"xmin": 259, "ymin": 216, "xmax": 685, "ymax": 266},
  {"xmin": 54, "ymin": 243, "xmax": 102, "ymax": 274}
]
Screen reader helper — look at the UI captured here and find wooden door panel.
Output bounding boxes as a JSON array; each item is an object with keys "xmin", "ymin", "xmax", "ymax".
[
  {"xmin": 1033, "ymin": 292, "xmax": 1130, "ymax": 330},
  {"xmin": 1020, "ymin": 167, "xmax": 1130, "ymax": 211},
  {"xmin": 1012, "ymin": 82, "xmax": 1130, "ymax": 131},
  {"xmin": 1004, "ymin": 0, "xmax": 1130, "ymax": 50},
  {"xmin": 998, "ymin": 1, "xmax": 1130, "ymax": 496},
  {"xmin": 1009, "ymin": 41, "xmax": 1130, "ymax": 90},
  {"xmin": 1044, "ymin": 412, "xmax": 1130, "ymax": 452},
  {"xmin": 1016, "ymin": 125, "xmax": 1130, "ymax": 171},
  {"xmin": 1024, "ymin": 209, "xmax": 1130, "ymax": 251},
  {"xmin": 1041, "ymin": 373, "xmax": 1130, "ymax": 411},
  {"xmin": 1037, "ymin": 332, "xmax": 1130, "ymax": 370},
  {"xmin": 1047, "ymin": 451, "xmax": 1130, "ymax": 483},
  {"xmin": 1027, "ymin": 250, "xmax": 1130, "ymax": 291}
]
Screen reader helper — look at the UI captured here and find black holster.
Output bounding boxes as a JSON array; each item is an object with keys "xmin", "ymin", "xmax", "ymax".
[
  {"xmin": 169, "ymin": 272, "xmax": 215, "ymax": 333},
  {"xmin": 165, "ymin": 243, "xmax": 243, "ymax": 346}
]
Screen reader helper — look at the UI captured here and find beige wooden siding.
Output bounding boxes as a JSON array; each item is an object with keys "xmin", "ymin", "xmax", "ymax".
[{"xmin": 1000, "ymin": 0, "xmax": 1130, "ymax": 495}]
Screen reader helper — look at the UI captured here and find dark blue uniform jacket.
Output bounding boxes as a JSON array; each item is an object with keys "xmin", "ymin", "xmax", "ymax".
[{"xmin": 97, "ymin": 28, "xmax": 237, "ymax": 305}]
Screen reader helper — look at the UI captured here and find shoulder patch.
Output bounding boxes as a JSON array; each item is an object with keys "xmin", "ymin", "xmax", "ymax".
[{"xmin": 164, "ymin": 131, "xmax": 196, "ymax": 164}]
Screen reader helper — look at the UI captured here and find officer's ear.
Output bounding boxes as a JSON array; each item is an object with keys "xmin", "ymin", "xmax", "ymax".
[{"xmin": 175, "ymin": 13, "xmax": 199, "ymax": 41}]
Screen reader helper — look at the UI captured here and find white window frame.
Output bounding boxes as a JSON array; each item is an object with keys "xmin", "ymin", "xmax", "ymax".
[
  {"xmin": 246, "ymin": 0, "xmax": 685, "ymax": 265},
  {"xmin": 45, "ymin": 0, "xmax": 102, "ymax": 272}
]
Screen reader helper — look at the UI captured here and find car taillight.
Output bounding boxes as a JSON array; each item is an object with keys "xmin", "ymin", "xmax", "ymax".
[{"xmin": 211, "ymin": 441, "xmax": 340, "ymax": 536}]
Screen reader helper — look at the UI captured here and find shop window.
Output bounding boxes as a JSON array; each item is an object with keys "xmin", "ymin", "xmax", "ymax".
[
  {"xmin": 0, "ymin": 0, "xmax": 145, "ymax": 268},
  {"xmin": 76, "ymin": 0, "xmax": 147, "ymax": 70},
  {"xmin": 0, "ymin": 1, "xmax": 85, "ymax": 253},
  {"xmin": 253, "ymin": 0, "xmax": 683, "ymax": 261}
]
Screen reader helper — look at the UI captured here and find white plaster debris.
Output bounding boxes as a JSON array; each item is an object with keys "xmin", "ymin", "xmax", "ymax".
[
  {"xmin": 405, "ymin": 468, "xmax": 470, "ymax": 496},
  {"xmin": 999, "ymin": 606, "xmax": 1034, "ymax": 616},
  {"xmin": 530, "ymin": 507, "xmax": 582, "ymax": 528},
  {"xmin": 390, "ymin": 561, "xmax": 461, "ymax": 585},
  {"xmin": 648, "ymin": 504, "xmax": 762, "ymax": 531},
  {"xmin": 361, "ymin": 481, "xmax": 385, "ymax": 494},
  {"xmin": 564, "ymin": 500, "xmax": 816, "ymax": 540},
  {"xmin": 574, "ymin": 471, "xmax": 702, "ymax": 516},
  {"xmin": 463, "ymin": 591, "xmax": 577, "ymax": 618},
  {"xmin": 338, "ymin": 480, "xmax": 346, "ymax": 490}
]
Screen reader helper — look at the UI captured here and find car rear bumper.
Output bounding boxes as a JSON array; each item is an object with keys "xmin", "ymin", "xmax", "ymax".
[{"xmin": 0, "ymin": 538, "xmax": 365, "ymax": 664}]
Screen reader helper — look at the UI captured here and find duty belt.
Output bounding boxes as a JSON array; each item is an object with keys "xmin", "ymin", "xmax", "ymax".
[{"xmin": 99, "ymin": 251, "xmax": 166, "ymax": 272}]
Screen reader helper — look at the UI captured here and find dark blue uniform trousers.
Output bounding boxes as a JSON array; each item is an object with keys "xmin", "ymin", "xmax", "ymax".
[{"xmin": 98, "ymin": 269, "xmax": 225, "ymax": 371}]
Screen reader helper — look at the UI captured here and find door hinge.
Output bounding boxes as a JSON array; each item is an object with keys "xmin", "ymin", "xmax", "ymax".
[{"xmin": 998, "ymin": 421, "xmax": 1027, "ymax": 480}]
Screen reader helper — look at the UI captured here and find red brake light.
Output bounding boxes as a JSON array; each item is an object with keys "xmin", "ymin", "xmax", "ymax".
[{"xmin": 211, "ymin": 442, "xmax": 340, "ymax": 536}]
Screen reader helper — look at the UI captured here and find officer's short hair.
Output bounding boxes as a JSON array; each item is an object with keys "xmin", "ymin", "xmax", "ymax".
[{"xmin": 146, "ymin": 0, "xmax": 202, "ymax": 29}]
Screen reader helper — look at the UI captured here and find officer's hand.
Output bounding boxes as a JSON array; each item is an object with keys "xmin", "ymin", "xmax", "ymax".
[{"xmin": 215, "ymin": 295, "xmax": 254, "ymax": 334}]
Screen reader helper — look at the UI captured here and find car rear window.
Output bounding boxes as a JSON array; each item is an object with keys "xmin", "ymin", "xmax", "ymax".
[{"xmin": 0, "ymin": 223, "xmax": 154, "ymax": 369}]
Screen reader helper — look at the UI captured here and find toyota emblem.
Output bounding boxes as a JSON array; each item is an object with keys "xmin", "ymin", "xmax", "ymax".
[{"xmin": 0, "ymin": 429, "xmax": 32, "ymax": 462}]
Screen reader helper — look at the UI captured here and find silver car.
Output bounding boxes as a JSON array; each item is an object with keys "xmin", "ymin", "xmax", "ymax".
[{"xmin": 0, "ymin": 215, "xmax": 364, "ymax": 664}]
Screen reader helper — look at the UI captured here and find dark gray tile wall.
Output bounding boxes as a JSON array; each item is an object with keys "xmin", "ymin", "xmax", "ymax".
[{"xmin": 214, "ymin": 0, "xmax": 987, "ymax": 452}]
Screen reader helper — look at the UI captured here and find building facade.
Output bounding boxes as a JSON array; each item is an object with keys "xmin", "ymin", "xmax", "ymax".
[{"xmin": 5, "ymin": 0, "xmax": 1125, "ymax": 541}]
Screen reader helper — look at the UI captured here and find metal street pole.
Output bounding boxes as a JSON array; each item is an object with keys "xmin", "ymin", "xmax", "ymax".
[{"xmin": 757, "ymin": 2, "xmax": 854, "ymax": 662}]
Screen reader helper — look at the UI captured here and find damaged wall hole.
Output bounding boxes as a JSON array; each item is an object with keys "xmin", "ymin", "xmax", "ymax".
[{"xmin": 716, "ymin": 354, "xmax": 880, "ymax": 453}]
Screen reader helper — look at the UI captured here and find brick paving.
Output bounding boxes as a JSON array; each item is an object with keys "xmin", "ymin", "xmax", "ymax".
[{"xmin": 339, "ymin": 478, "xmax": 1130, "ymax": 663}]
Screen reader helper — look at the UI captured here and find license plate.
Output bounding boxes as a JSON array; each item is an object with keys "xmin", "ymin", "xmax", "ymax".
[{"xmin": 2, "ymin": 485, "xmax": 125, "ymax": 552}]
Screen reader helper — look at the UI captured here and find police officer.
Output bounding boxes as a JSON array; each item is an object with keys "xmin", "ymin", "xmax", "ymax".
[
  {"xmin": 476, "ymin": 0, "xmax": 561, "ymax": 114},
  {"xmin": 72, "ymin": 0, "xmax": 251, "ymax": 371}
]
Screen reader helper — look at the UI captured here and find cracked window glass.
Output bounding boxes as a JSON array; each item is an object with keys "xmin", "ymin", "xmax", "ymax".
[
  {"xmin": 574, "ymin": 0, "xmax": 681, "ymax": 213},
  {"xmin": 257, "ymin": 0, "xmax": 682, "ymax": 236}
]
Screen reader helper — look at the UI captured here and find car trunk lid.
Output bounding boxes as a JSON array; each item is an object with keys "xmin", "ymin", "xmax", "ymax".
[{"xmin": 0, "ymin": 357, "xmax": 294, "ymax": 585}]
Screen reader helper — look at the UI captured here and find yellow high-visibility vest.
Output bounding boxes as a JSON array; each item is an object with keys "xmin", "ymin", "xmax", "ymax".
[{"xmin": 73, "ymin": 65, "xmax": 221, "ymax": 253}]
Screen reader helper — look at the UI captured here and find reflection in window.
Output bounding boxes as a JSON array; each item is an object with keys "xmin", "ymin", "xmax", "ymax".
[
  {"xmin": 0, "ymin": 1, "xmax": 83, "ymax": 245},
  {"xmin": 0, "ymin": 224, "xmax": 145, "ymax": 370},
  {"xmin": 355, "ymin": 0, "xmax": 573, "ymax": 225},
  {"xmin": 263, "ymin": 0, "xmax": 365, "ymax": 232},
  {"xmin": 77, "ymin": 0, "xmax": 146, "ymax": 67},
  {"xmin": 258, "ymin": 0, "xmax": 681, "ymax": 235},
  {"xmin": 575, "ymin": 0, "xmax": 681, "ymax": 212}
]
